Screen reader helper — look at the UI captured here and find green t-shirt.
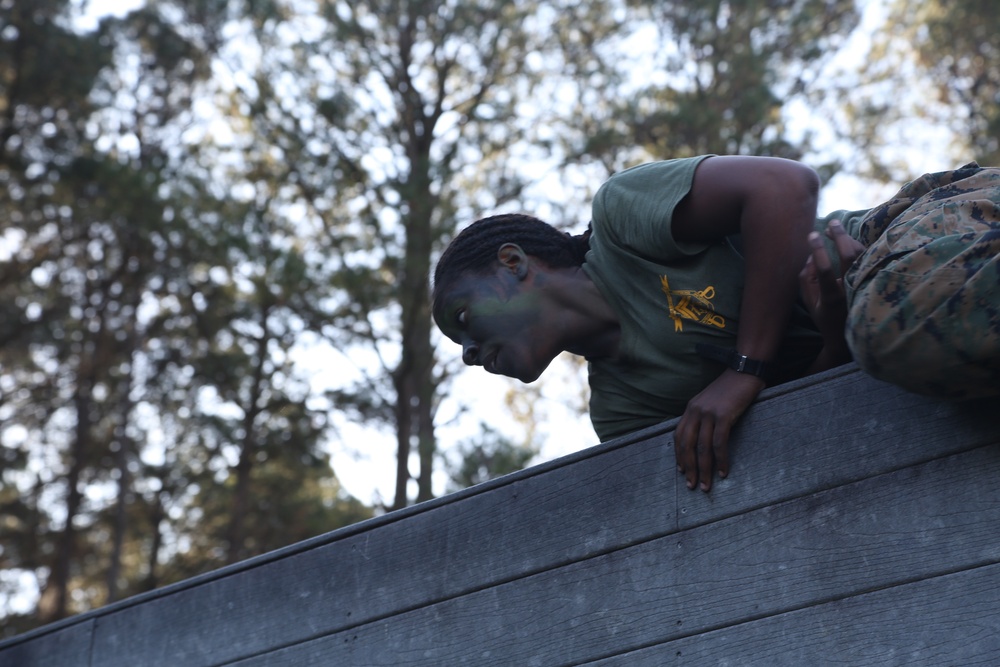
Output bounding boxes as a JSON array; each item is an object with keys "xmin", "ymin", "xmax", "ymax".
[{"xmin": 583, "ymin": 157, "xmax": 866, "ymax": 441}]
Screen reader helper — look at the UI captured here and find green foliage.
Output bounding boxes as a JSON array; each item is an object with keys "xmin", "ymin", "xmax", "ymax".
[
  {"xmin": 227, "ymin": 0, "xmax": 574, "ymax": 510},
  {"xmin": 0, "ymin": 0, "xmax": 372, "ymax": 632},
  {"xmin": 900, "ymin": 0, "xmax": 1000, "ymax": 163},
  {"xmin": 553, "ymin": 0, "xmax": 859, "ymax": 171},
  {"xmin": 840, "ymin": 0, "xmax": 1000, "ymax": 180},
  {"xmin": 0, "ymin": 0, "xmax": 110, "ymax": 115},
  {"xmin": 446, "ymin": 423, "xmax": 538, "ymax": 492}
]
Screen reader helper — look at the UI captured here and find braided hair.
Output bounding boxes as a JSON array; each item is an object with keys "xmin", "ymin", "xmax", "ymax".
[{"xmin": 432, "ymin": 213, "xmax": 592, "ymax": 305}]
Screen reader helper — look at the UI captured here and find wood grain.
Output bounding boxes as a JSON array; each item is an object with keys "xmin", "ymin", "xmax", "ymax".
[
  {"xmin": 0, "ymin": 619, "xmax": 94, "ymax": 667},
  {"xmin": 3, "ymin": 365, "xmax": 998, "ymax": 667},
  {"xmin": 231, "ymin": 445, "xmax": 1000, "ymax": 667},
  {"xmin": 587, "ymin": 563, "xmax": 1000, "ymax": 666}
]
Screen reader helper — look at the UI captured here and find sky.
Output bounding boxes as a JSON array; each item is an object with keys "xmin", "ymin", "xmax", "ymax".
[{"xmin": 73, "ymin": 0, "xmax": 138, "ymax": 29}]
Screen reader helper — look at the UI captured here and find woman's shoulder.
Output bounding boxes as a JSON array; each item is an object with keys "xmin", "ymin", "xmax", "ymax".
[
  {"xmin": 598, "ymin": 155, "xmax": 712, "ymax": 192},
  {"xmin": 591, "ymin": 155, "xmax": 715, "ymax": 260}
]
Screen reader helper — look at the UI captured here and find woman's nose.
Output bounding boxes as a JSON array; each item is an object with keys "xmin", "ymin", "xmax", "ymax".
[{"xmin": 462, "ymin": 341, "xmax": 479, "ymax": 366}]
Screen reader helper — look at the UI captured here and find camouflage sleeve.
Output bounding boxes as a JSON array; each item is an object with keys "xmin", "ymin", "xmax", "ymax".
[{"xmin": 843, "ymin": 163, "xmax": 1000, "ymax": 398}]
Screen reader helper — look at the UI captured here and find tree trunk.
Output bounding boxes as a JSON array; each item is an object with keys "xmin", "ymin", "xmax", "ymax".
[
  {"xmin": 391, "ymin": 374, "xmax": 413, "ymax": 510},
  {"xmin": 105, "ymin": 440, "xmax": 128, "ymax": 604},
  {"xmin": 227, "ymin": 448, "xmax": 253, "ymax": 564},
  {"xmin": 40, "ymin": 389, "xmax": 91, "ymax": 622},
  {"xmin": 227, "ymin": 303, "xmax": 270, "ymax": 564},
  {"xmin": 414, "ymin": 330, "xmax": 435, "ymax": 503},
  {"xmin": 394, "ymin": 128, "xmax": 437, "ymax": 506},
  {"xmin": 107, "ymin": 344, "xmax": 137, "ymax": 604},
  {"xmin": 143, "ymin": 490, "xmax": 165, "ymax": 592}
]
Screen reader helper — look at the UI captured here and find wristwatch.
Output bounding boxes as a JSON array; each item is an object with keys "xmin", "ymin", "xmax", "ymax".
[{"xmin": 695, "ymin": 343, "xmax": 772, "ymax": 381}]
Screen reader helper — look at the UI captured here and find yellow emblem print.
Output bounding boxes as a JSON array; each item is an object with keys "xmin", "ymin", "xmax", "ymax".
[{"xmin": 660, "ymin": 275, "xmax": 726, "ymax": 332}]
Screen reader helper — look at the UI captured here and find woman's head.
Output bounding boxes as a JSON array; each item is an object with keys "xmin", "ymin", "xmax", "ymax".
[
  {"xmin": 432, "ymin": 213, "xmax": 590, "ymax": 305},
  {"xmin": 432, "ymin": 213, "xmax": 592, "ymax": 382}
]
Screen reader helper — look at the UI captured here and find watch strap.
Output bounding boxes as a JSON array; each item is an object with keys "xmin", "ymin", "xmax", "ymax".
[{"xmin": 695, "ymin": 343, "xmax": 772, "ymax": 381}]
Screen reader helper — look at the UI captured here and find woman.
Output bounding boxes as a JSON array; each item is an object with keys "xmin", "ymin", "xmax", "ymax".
[{"xmin": 432, "ymin": 155, "xmax": 1000, "ymax": 492}]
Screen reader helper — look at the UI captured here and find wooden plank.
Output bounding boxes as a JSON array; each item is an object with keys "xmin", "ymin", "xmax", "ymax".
[
  {"xmin": 587, "ymin": 563, "xmax": 1000, "ymax": 666},
  {"xmin": 679, "ymin": 368, "xmax": 999, "ymax": 528},
  {"xmin": 88, "ymin": 432, "xmax": 680, "ymax": 667},
  {"xmin": 10, "ymin": 365, "xmax": 999, "ymax": 666},
  {"xmin": 4, "ymin": 368, "xmax": 854, "ymax": 665},
  {"xmin": 0, "ymin": 618, "xmax": 94, "ymax": 667},
  {"xmin": 230, "ymin": 445, "xmax": 1000, "ymax": 667}
]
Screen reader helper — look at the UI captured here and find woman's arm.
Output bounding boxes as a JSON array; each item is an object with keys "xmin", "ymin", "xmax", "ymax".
[{"xmin": 670, "ymin": 155, "xmax": 820, "ymax": 491}]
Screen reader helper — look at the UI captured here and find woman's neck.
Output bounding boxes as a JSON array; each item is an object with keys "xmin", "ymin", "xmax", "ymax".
[{"xmin": 550, "ymin": 266, "xmax": 621, "ymax": 361}]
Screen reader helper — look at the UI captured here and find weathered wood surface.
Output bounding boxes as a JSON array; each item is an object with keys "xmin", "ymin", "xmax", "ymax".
[
  {"xmin": 590, "ymin": 563, "xmax": 1000, "ymax": 666},
  {"xmin": 231, "ymin": 445, "xmax": 1000, "ymax": 666},
  {"xmin": 2, "ymin": 364, "xmax": 998, "ymax": 666},
  {"xmin": 0, "ymin": 619, "xmax": 94, "ymax": 667}
]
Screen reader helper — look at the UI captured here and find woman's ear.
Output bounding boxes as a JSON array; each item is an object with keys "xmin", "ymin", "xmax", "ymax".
[{"xmin": 497, "ymin": 243, "xmax": 529, "ymax": 280}]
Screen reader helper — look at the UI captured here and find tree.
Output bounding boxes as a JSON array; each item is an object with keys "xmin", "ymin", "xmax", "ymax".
[
  {"xmin": 227, "ymin": 0, "xmax": 607, "ymax": 510},
  {"xmin": 559, "ymin": 0, "xmax": 860, "ymax": 174},
  {"xmin": 0, "ymin": 0, "xmax": 122, "ymax": 624},
  {"xmin": 1, "ymin": 0, "xmax": 373, "ymax": 631},
  {"xmin": 828, "ymin": 0, "xmax": 1000, "ymax": 187},
  {"xmin": 878, "ymin": 0, "xmax": 999, "ymax": 166},
  {"xmin": 446, "ymin": 423, "xmax": 538, "ymax": 492}
]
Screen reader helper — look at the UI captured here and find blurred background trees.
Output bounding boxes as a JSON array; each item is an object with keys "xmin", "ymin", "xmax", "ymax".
[{"xmin": 0, "ymin": 0, "xmax": 994, "ymax": 634}]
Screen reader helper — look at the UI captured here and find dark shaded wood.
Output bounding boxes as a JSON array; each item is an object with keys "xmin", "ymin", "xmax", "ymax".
[
  {"xmin": 231, "ymin": 445, "xmax": 1000, "ymax": 667},
  {"xmin": 588, "ymin": 563, "xmax": 1000, "ymax": 666},
  {"xmin": 0, "ymin": 619, "xmax": 93, "ymax": 667},
  {"xmin": 125, "ymin": 367, "xmax": 992, "ymax": 667},
  {"xmin": 3, "ymin": 365, "xmax": 998, "ymax": 667},
  {"xmin": 679, "ymin": 368, "xmax": 998, "ymax": 530},
  {"xmin": 87, "ymin": 429, "xmax": 679, "ymax": 666}
]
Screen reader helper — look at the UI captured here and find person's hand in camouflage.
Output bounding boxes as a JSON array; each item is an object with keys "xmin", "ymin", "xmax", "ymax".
[{"xmin": 799, "ymin": 219, "xmax": 866, "ymax": 368}]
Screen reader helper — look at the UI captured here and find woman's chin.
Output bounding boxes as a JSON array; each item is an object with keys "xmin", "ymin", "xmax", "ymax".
[
  {"xmin": 491, "ymin": 350, "xmax": 554, "ymax": 383},
  {"xmin": 513, "ymin": 359, "xmax": 553, "ymax": 384},
  {"xmin": 494, "ymin": 361, "xmax": 540, "ymax": 383},
  {"xmin": 493, "ymin": 367, "xmax": 539, "ymax": 383}
]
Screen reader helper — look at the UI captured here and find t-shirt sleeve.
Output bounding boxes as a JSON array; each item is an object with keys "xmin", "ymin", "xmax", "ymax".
[{"xmin": 591, "ymin": 156, "xmax": 713, "ymax": 263}]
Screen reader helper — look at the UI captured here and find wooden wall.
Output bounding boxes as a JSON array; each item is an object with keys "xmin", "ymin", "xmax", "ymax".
[{"xmin": 3, "ymin": 364, "xmax": 999, "ymax": 666}]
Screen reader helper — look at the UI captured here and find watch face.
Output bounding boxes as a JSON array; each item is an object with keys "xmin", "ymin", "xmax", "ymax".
[{"xmin": 733, "ymin": 353, "xmax": 749, "ymax": 373}]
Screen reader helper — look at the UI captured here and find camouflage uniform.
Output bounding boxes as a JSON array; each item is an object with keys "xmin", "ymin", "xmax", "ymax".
[{"xmin": 844, "ymin": 162, "xmax": 1000, "ymax": 398}]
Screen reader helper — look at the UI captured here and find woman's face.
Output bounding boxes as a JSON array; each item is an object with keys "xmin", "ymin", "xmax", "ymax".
[{"xmin": 433, "ymin": 266, "xmax": 562, "ymax": 384}]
